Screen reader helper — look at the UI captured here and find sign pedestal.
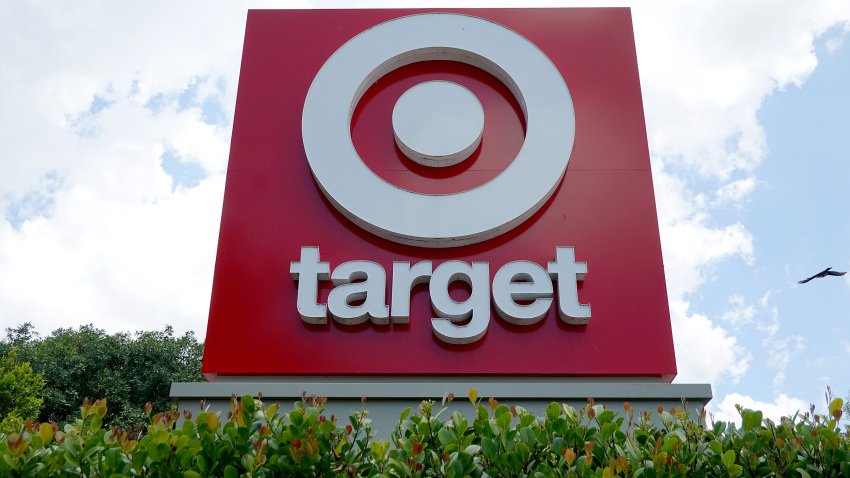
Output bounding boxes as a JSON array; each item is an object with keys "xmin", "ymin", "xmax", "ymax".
[{"xmin": 171, "ymin": 378, "xmax": 711, "ymax": 435}]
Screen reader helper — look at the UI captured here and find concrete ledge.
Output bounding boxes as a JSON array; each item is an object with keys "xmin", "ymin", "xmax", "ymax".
[
  {"xmin": 171, "ymin": 379, "xmax": 711, "ymax": 402},
  {"xmin": 171, "ymin": 378, "xmax": 711, "ymax": 435}
]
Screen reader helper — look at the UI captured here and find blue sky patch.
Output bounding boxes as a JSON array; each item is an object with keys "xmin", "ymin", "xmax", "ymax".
[
  {"xmin": 66, "ymin": 94, "xmax": 115, "ymax": 138},
  {"xmin": 160, "ymin": 146, "xmax": 207, "ymax": 191},
  {"xmin": 177, "ymin": 77, "xmax": 204, "ymax": 111},
  {"xmin": 144, "ymin": 76, "xmax": 229, "ymax": 126},
  {"xmin": 145, "ymin": 92, "xmax": 170, "ymax": 114},
  {"xmin": 89, "ymin": 95, "xmax": 114, "ymax": 115},
  {"xmin": 3, "ymin": 173, "xmax": 63, "ymax": 229}
]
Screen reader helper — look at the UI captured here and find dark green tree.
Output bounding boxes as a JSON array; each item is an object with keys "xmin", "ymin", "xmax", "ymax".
[
  {"xmin": 0, "ymin": 322, "xmax": 37, "ymax": 356},
  {"xmin": 2, "ymin": 323, "xmax": 203, "ymax": 430}
]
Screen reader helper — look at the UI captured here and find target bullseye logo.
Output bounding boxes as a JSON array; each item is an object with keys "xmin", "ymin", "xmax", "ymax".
[
  {"xmin": 295, "ymin": 13, "xmax": 588, "ymax": 345},
  {"xmin": 302, "ymin": 13, "xmax": 575, "ymax": 248}
]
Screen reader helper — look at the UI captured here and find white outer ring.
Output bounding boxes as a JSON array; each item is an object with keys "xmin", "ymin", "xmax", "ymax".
[{"xmin": 302, "ymin": 13, "xmax": 575, "ymax": 248}]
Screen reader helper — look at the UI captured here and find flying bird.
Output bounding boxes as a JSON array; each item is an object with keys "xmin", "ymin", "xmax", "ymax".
[{"xmin": 798, "ymin": 267, "xmax": 847, "ymax": 284}]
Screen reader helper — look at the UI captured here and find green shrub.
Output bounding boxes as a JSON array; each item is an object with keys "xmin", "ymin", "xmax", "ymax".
[
  {"xmin": 0, "ymin": 349, "xmax": 45, "ymax": 434},
  {"xmin": 0, "ymin": 391, "xmax": 847, "ymax": 477}
]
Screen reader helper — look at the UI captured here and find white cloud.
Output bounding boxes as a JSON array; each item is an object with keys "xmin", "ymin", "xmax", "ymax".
[
  {"xmin": 766, "ymin": 335, "xmax": 806, "ymax": 390},
  {"xmin": 754, "ymin": 292, "xmax": 781, "ymax": 338},
  {"xmin": 755, "ymin": 306, "xmax": 780, "ymax": 337},
  {"xmin": 0, "ymin": 1, "xmax": 286, "ymax": 335},
  {"xmin": 710, "ymin": 392, "xmax": 810, "ymax": 425},
  {"xmin": 0, "ymin": 164, "xmax": 226, "ymax": 335},
  {"xmin": 660, "ymin": 216, "xmax": 755, "ymax": 294},
  {"xmin": 0, "ymin": 2, "xmax": 264, "ymax": 198},
  {"xmin": 712, "ymin": 177, "xmax": 757, "ymax": 207},
  {"xmin": 716, "ymin": 291, "xmax": 805, "ymax": 393},
  {"xmin": 825, "ymin": 36, "xmax": 845, "ymax": 53},
  {"xmin": 670, "ymin": 300, "xmax": 751, "ymax": 385},
  {"xmin": 634, "ymin": 0, "xmax": 850, "ymax": 180},
  {"xmin": 721, "ymin": 295, "xmax": 757, "ymax": 327},
  {"xmin": 757, "ymin": 291, "xmax": 772, "ymax": 308}
]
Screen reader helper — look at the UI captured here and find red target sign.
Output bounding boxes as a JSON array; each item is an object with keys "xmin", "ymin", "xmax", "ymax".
[{"xmin": 202, "ymin": 8, "xmax": 677, "ymax": 380}]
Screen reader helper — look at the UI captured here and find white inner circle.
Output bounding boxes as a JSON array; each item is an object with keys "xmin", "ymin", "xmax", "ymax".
[
  {"xmin": 392, "ymin": 80, "xmax": 484, "ymax": 167},
  {"xmin": 302, "ymin": 13, "xmax": 575, "ymax": 248}
]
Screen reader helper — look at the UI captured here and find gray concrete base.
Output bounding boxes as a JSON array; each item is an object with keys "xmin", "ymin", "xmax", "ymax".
[{"xmin": 170, "ymin": 377, "xmax": 712, "ymax": 436}]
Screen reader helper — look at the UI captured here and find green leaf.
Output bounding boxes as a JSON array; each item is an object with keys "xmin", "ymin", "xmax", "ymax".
[
  {"xmin": 796, "ymin": 469, "xmax": 812, "ymax": 478},
  {"xmin": 180, "ymin": 419, "xmax": 195, "ymax": 435},
  {"xmin": 291, "ymin": 409, "xmax": 304, "ymax": 426},
  {"xmin": 709, "ymin": 440, "xmax": 722, "ymax": 456},
  {"xmin": 552, "ymin": 437, "xmax": 565, "ymax": 455},
  {"xmin": 600, "ymin": 422, "xmax": 617, "ymax": 443},
  {"xmin": 154, "ymin": 429, "xmax": 169, "ymax": 444},
  {"xmin": 519, "ymin": 427, "xmax": 536, "ymax": 445},
  {"xmin": 722, "ymin": 450, "xmax": 736, "ymax": 469},
  {"xmin": 37, "ymin": 423, "xmax": 53, "ymax": 444},
  {"xmin": 438, "ymin": 427, "xmax": 455, "ymax": 447},
  {"xmin": 828, "ymin": 398, "xmax": 843, "ymax": 416},
  {"xmin": 224, "ymin": 464, "xmax": 238, "ymax": 478},
  {"xmin": 741, "ymin": 410, "xmax": 763, "ymax": 432},
  {"xmin": 486, "ymin": 418, "xmax": 500, "ymax": 436},
  {"xmin": 481, "ymin": 437, "xmax": 498, "ymax": 459},
  {"xmin": 449, "ymin": 457, "xmax": 464, "ymax": 477},
  {"xmin": 242, "ymin": 394, "xmax": 255, "ymax": 413},
  {"xmin": 495, "ymin": 406, "xmax": 511, "ymax": 431},
  {"xmin": 494, "ymin": 404, "xmax": 510, "ymax": 418},
  {"xmin": 371, "ymin": 440, "xmax": 390, "ymax": 461},
  {"xmin": 597, "ymin": 410, "xmax": 616, "ymax": 425},
  {"xmin": 147, "ymin": 442, "xmax": 161, "ymax": 462},
  {"xmin": 546, "ymin": 402, "xmax": 560, "ymax": 420},
  {"xmin": 663, "ymin": 429, "xmax": 686, "ymax": 452}
]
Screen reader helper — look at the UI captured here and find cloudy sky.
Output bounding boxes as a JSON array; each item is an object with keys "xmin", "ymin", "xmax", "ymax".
[{"xmin": 2, "ymin": 0, "xmax": 849, "ymax": 423}]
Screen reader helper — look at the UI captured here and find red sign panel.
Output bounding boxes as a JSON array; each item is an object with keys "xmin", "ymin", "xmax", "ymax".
[{"xmin": 202, "ymin": 8, "xmax": 677, "ymax": 381}]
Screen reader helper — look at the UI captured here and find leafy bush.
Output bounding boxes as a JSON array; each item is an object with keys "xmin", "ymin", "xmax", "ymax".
[
  {"xmin": 1, "ymin": 391, "xmax": 848, "ymax": 477},
  {"xmin": 0, "ymin": 349, "xmax": 45, "ymax": 434}
]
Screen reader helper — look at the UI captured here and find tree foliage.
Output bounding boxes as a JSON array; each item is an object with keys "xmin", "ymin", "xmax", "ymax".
[
  {"xmin": 0, "ymin": 349, "xmax": 45, "ymax": 434},
  {"xmin": 1, "ymin": 323, "xmax": 203, "ymax": 430}
]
